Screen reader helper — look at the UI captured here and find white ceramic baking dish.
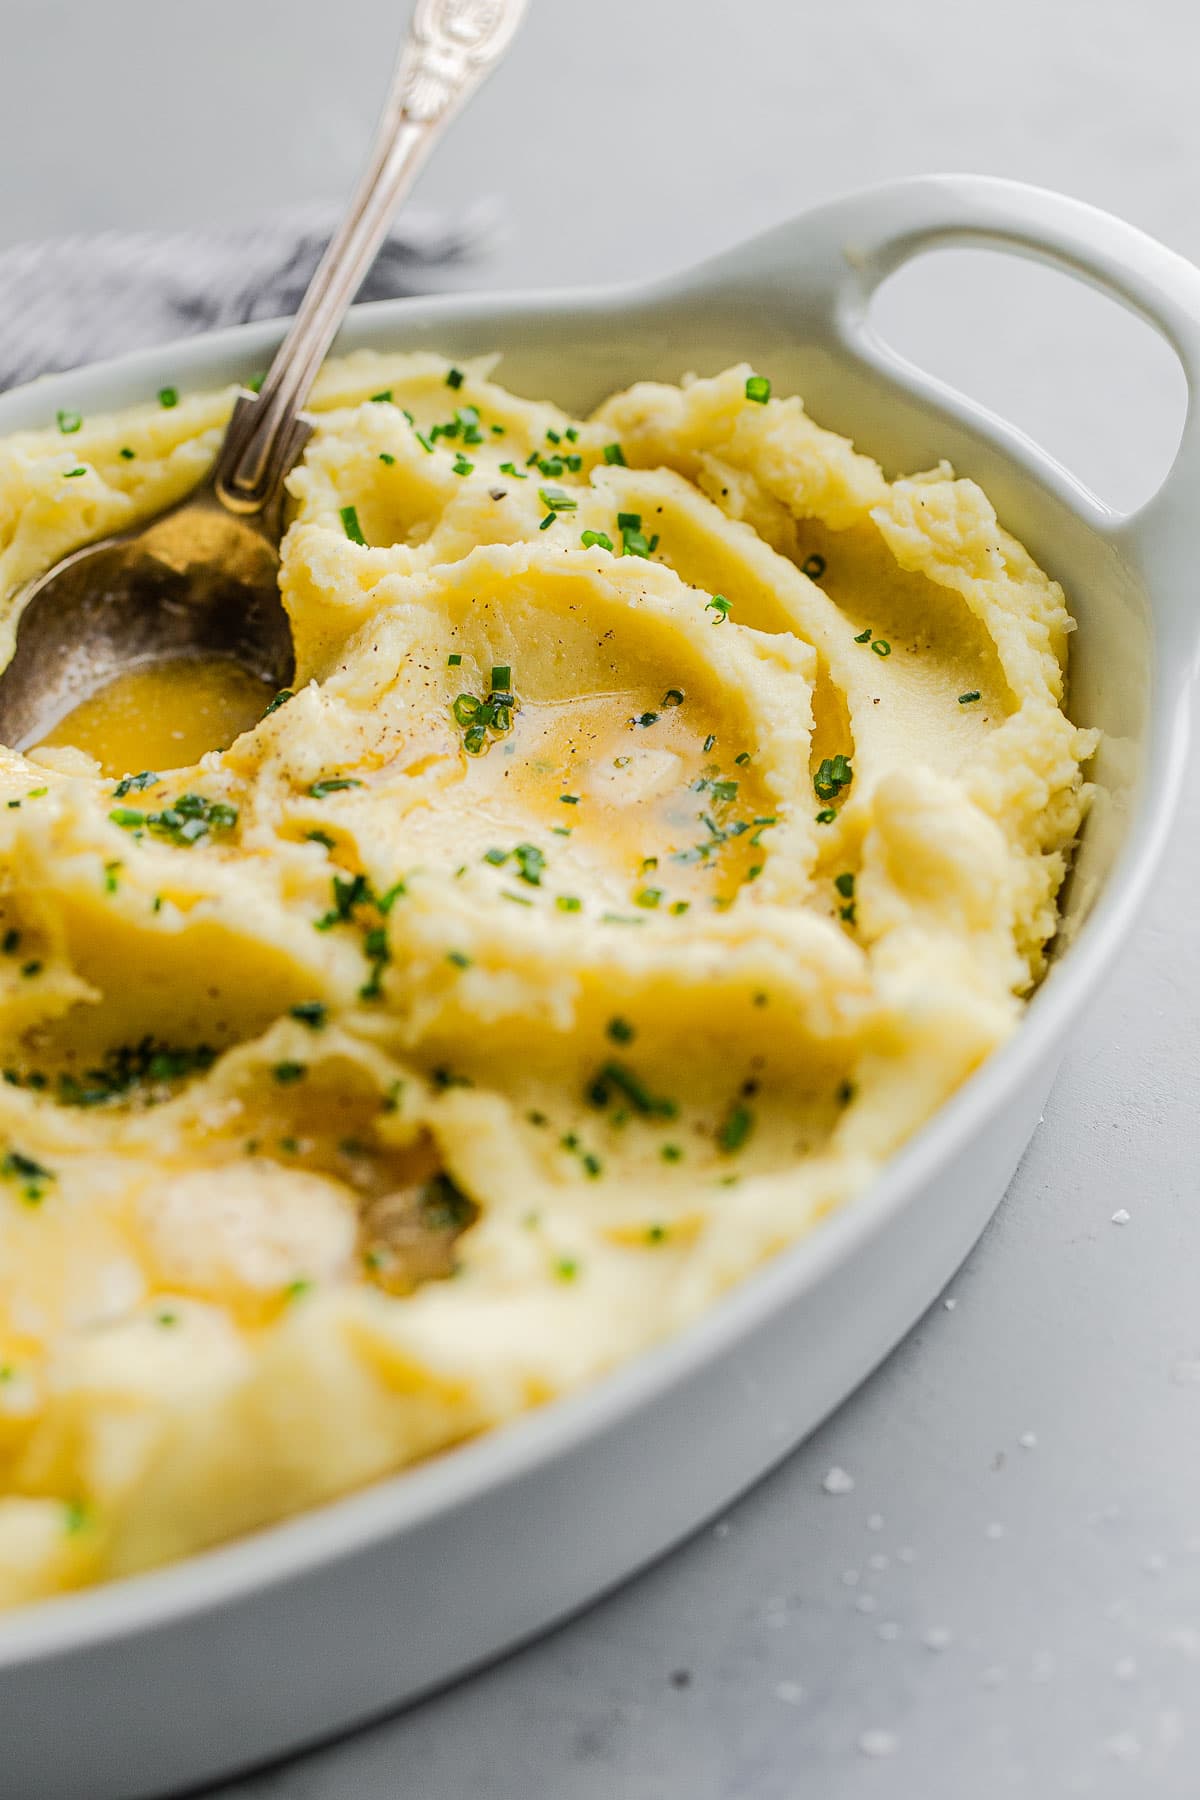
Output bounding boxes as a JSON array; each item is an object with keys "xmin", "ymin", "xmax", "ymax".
[{"xmin": 2, "ymin": 173, "xmax": 1198, "ymax": 1800}]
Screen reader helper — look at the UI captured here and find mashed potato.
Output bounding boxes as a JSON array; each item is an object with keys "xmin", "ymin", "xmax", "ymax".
[{"xmin": 0, "ymin": 354, "xmax": 1094, "ymax": 1605}]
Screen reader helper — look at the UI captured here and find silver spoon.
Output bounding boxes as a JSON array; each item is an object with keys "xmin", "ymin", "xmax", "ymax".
[{"xmin": 0, "ymin": 0, "xmax": 527, "ymax": 754}]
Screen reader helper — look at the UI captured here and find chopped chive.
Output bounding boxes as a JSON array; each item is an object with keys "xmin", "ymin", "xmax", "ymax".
[
  {"xmin": 559, "ymin": 793, "xmax": 579, "ymax": 805},
  {"xmin": 308, "ymin": 777, "xmax": 364, "ymax": 797},
  {"xmin": 958, "ymin": 690, "xmax": 982, "ymax": 704},
  {"xmin": 447, "ymin": 950, "xmax": 472, "ymax": 969},
  {"xmin": 272, "ymin": 1061, "xmax": 307, "ymax": 1084},
  {"xmin": 539, "ymin": 485, "xmax": 577, "ymax": 512},
  {"xmin": 816, "ymin": 807, "xmax": 837, "ymax": 824},
  {"xmin": 446, "ymin": 367, "xmax": 464, "ymax": 389},
  {"xmin": 717, "ymin": 1102, "xmax": 754, "ymax": 1152},
  {"xmin": 56, "ymin": 409, "xmax": 82, "ymax": 434},
  {"xmin": 587, "ymin": 1060, "xmax": 677, "ymax": 1118},
  {"xmin": 448, "ymin": 652, "xmax": 462, "ymax": 667},
  {"xmin": 581, "ymin": 529, "xmax": 614, "ymax": 551},
  {"xmin": 607, "ymin": 1017, "xmax": 635, "ymax": 1044},
  {"xmin": 157, "ymin": 386, "xmax": 179, "ymax": 409},
  {"xmin": 264, "ymin": 688, "xmax": 293, "ymax": 716},
  {"xmin": 370, "ymin": 389, "xmax": 393, "ymax": 403},
  {"xmin": 662, "ymin": 688, "xmax": 684, "ymax": 708},
  {"xmin": 635, "ymin": 887, "xmax": 663, "ymax": 909},
  {"xmin": 498, "ymin": 460, "xmax": 527, "ymax": 479},
  {"xmin": 813, "ymin": 754, "xmax": 853, "ymax": 802},
  {"xmin": 834, "ymin": 872, "xmax": 855, "ymax": 899},
  {"xmin": 744, "ymin": 374, "xmax": 771, "ymax": 404},
  {"xmin": 290, "ymin": 1001, "xmax": 327, "ymax": 1029},
  {"xmin": 802, "ymin": 553, "xmax": 826, "ymax": 579},
  {"xmin": 706, "ymin": 594, "xmax": 732, "ymax": 623},
  {"xmin": 63, "ymin": 466, "xmax": 86, "ymax": 478},
  {"xmin": 451, "ymin": 453, "xmax": 473, "ymax": 477},
  {"xmin": 556, "ymin": 894, "xmax": 583, "ymax": 912},
  {"xmin": 118, "ymin": 446, "xmax": 136, "ymax": 460},
  {"xmin": 602, "ymin": 442, "xmax": 627, "ymax": 466},
  {"xmin": 491, "ymin": 665, "xmax": 511, "ymax": 690},
  {"xmin": 339, "ymin": 504, "xmax": 366, "ymax": 545},
  {"xmin": 379, "ymin": 451, "xmax": 396, "ymax": 465},
  {"xmin": 871, "ymin": 639, "xmax": 891, "ymax": 657},
  {"xmin": 539, "ymin": 513, "xmax": 556, "ymax": 530}
]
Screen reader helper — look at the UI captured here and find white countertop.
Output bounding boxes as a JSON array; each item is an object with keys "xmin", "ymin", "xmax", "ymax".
[{"xmin": 6, "ymin": 2, "xmax": 1200, "ymax": 1793}]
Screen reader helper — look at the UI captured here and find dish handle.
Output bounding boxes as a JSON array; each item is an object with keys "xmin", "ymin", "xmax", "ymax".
[{"xmin": 750, "ymin": 174, "xmax": 1200, "ymax": 557}]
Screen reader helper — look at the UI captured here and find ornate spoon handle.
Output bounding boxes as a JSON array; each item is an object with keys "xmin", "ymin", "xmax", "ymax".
[{"xmin": 213, "ymin": 0, "xmax": 528, "ymax": 514}]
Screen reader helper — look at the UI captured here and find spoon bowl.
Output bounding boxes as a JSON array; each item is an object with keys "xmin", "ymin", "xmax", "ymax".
[{"xmin": 0, "ymin": 490, "xmax": 292, "ymax": 753}]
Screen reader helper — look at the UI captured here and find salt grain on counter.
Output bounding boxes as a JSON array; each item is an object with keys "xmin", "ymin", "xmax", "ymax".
[
  {"xmin": 923, "ymin": 1627, "xmax": 953, "ymax": 1651},
  {"xmin": 985, "ymin": 1521, "xmax": 1006, "ymax": 1540},
  {"xmin": 867, "ymin": 1553, "xmax": 889, "ymax": 1571},
  {"xmin": 1113, "ymin": 1656, "xmax": 1137, "ymax": 1682},
  {"xmin": 858, "ymin": 1730, "xmax": 898, "ymax": 1759},
  {"xmin": 866, "ymin": 1513, "xmax": 884, "ymax": 1532},
  {"xmin": 1104, "ymin": 1732, "xmax": 1142, "ymax": 1763},
  {"xmin": 877, "ymin": 1621, "xmax": 901, "ymax": 1642},
  {"xmin": 856, "ymin": 1594, "xmax": 878, "ymax": 1614},
  {"xmin": 1111, "ymin": 1208, "xmax": 1131, "ymax": 1225},
  {"xmin": 944, "ymin": 1297, "xmax": 957, "ymax": 1311},
  {"xmin": 775, "ymin": 1681, "xmax": 805, "ymax": 1705},
  {"xmin": 897, "ymin": 1546, "xmax": 916, "ymax": 1564},
  {"xmin": 1018, "ymin": 1431, "xmax": 1038, "ymax": 1450},
  {"xmin": 822, "ymin": 1466, "xmax": 855, "ymax": 1495}
]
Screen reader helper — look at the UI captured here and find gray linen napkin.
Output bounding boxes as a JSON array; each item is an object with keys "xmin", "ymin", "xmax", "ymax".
[{"xmin": 0, "ymin": 204, "xmax": 492, "ymax": 392}]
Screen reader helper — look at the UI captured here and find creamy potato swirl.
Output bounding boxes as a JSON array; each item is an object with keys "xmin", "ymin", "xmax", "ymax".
[{"xmin": 0, "ymin": 355, "xmax": 1093, "ymax": 1603}]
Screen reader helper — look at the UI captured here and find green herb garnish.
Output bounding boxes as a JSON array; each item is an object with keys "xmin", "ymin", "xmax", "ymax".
[
  {"xmin": 308, "ymin": 777, "xmax": 363, "ymax": 798},
  {"xmin": 339, "ymin": 504, "xmax": 366, "ymax": 545},
  {"xmin": 586, "ymin": 1061, "xmax": 677, "ymax": 1118},
  {"xmin": 290, "ymin": 1001, "xmax": 327, "ymax": 1030},
  {"xmin": 813, "ymin": 754, "xmax": 853, "ymax": 803},
  {"xmin": 717, "ymin": 1102, "xmax": 754, "ymax": 1152}
]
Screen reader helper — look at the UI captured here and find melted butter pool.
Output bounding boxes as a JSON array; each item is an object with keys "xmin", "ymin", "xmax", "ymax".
[
  {"xmin": 34, "ymin": 656, "xmax": 276, "ymax": 778},
  {"xmin": 465, "ymin": 690, "xmax": 771, "ymax": 912}
]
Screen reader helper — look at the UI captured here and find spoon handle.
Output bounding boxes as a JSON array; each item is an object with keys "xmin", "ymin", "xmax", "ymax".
[{"xmin": 212, "ymin": 0, "xmax": 528, "ymax": 515}]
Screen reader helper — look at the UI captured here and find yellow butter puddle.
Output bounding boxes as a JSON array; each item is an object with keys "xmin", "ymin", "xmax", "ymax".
[
  {"xmin": 459, "ymin": 690, "xmax": 771, "ymax": 912},
  {"xmin": 35, "ymin": 656, "xmax": 276, "ymax": 778}
]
